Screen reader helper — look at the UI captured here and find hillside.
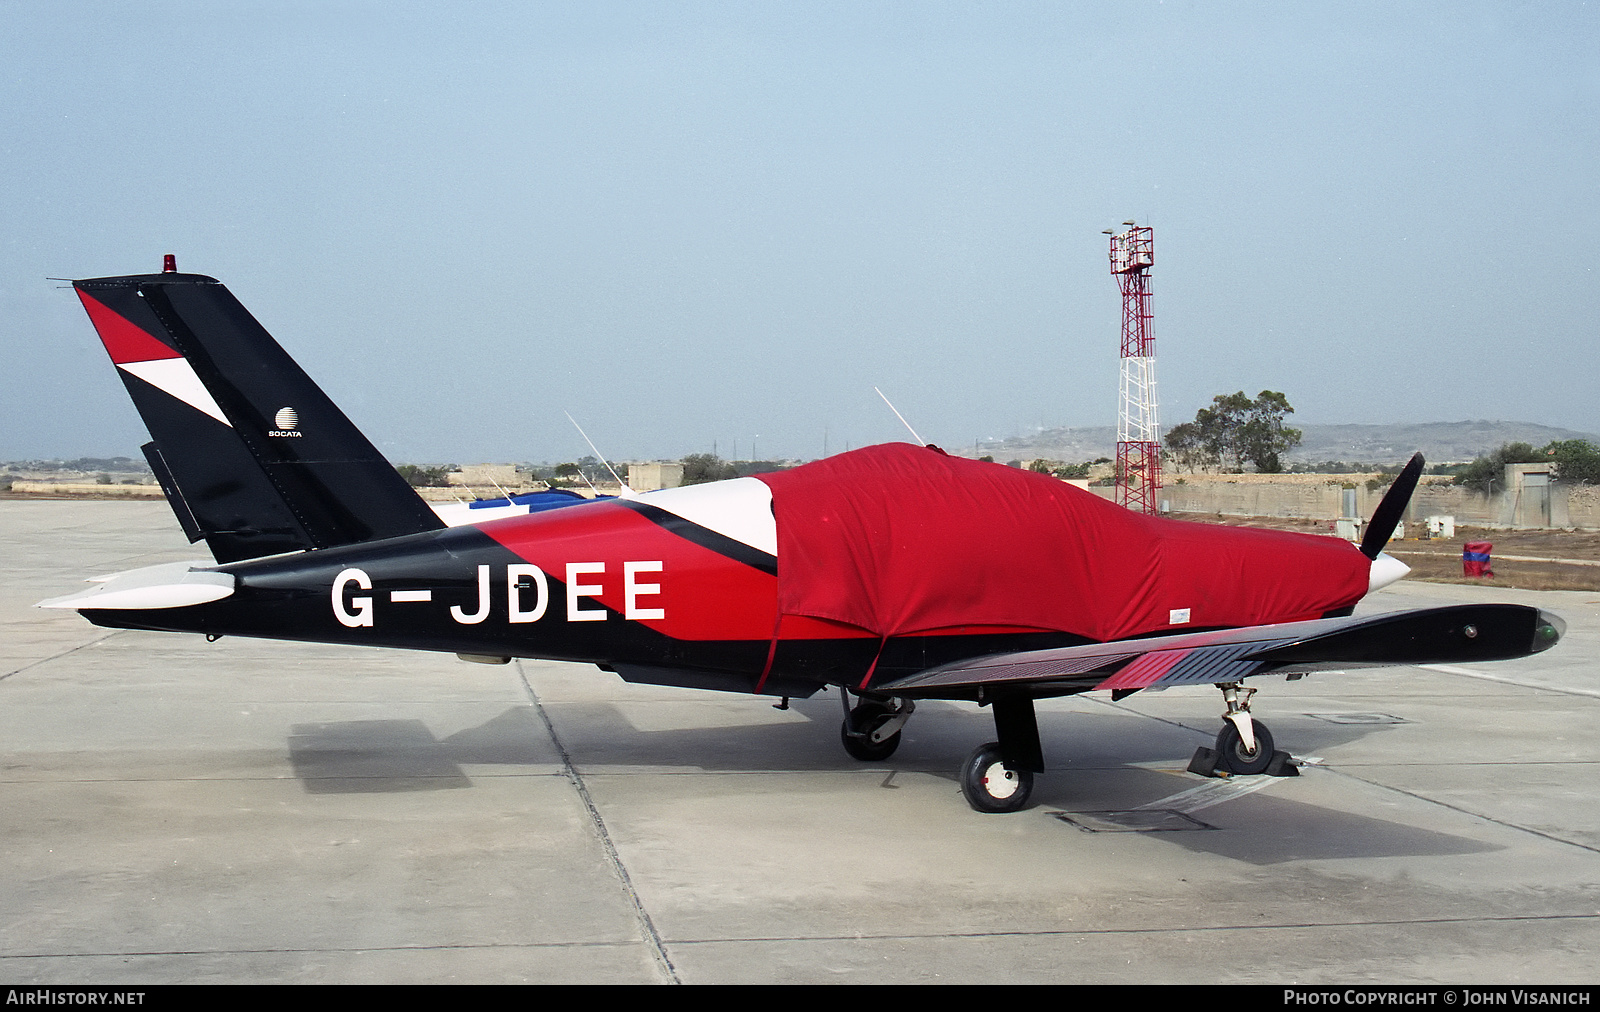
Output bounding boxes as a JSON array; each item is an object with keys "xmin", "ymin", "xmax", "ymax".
[{"xmin": 967, "ymin": 420, "xmax": 1600, "ymax": 467}]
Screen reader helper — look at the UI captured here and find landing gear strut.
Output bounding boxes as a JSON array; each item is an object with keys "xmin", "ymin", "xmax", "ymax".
[
  {"xmin": 959, "ymin": 694, "xmax": 1042, "ymax": 813},
  {"xmin": 839, "ymin": 691, "xmax": 913, "ymax": 762}
]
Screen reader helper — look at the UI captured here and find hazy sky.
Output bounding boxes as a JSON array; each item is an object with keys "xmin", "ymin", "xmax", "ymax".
[{"xmin": 2, "ymin": 1, "xmax": 1596, "ymax": 463}]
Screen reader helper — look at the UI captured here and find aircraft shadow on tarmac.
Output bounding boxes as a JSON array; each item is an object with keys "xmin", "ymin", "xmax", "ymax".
[
  {"xmin": 286, "ymin": 711, "xmax": 552, "ymax": 793},
  {"xmin": 1048, "ymin": 789, "xmax": 1500, "ymax": 866},
  {"xmin": 285, "ymin": 698, "xmax": 861, "ymax": 792},
  {"xmin": 281, "ymin": 698, "xmax": 1500, "ymax": 867},
  {"xmin": 280, "ymin": 696, "xmax": 1412, "ymax": 783},
  {"xmin": 279, "ymin": 680, "xmax": 1415, "ymax": 795},
  {"xmin": 289, "ymin": 719, "xmax": 473, "ymax": 792}
]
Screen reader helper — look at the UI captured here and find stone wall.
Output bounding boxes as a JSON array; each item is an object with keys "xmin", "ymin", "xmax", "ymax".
[
  {"xmin": 1132, "ymin": 472, "xmax": 1600, "ymax": 529},
  {"xmin": 9, "ymin": 481, "xmax": 162, "ymax": 497}
]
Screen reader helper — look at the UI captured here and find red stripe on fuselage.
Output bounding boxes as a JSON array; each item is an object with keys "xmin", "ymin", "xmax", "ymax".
[
  {"xmin": 476, "ymin": 500, "xmax": 779, "ymax": 642},
  {"xmin": 75, "ymin": 289, "xmax": 180, "ymax": 365}
]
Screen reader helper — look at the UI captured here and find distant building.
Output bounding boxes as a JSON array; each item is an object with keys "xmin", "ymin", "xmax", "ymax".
[
  {"xmin": 449, "ymin": 464, "xmax": 519, "ymax": 488},
  {"xmin": 1503, "ymin": 462, "xmax": 1566, "ymax": 527},
  {"xmin": 628, "ymin": 462, "xmax": 684, "ymax": 492}
]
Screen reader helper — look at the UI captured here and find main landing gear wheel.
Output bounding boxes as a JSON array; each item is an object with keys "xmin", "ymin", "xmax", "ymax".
[
  {"xmin": 960, "ymin": 742, "xmax": 1034, "ymax": 813},
  {"xmin": 1216, "ymin": 720, "xmax": 1275, "ymax": 776},
  {"xmin": 841, "ymin": 701, "xmax": 902, "ymax": 762}
]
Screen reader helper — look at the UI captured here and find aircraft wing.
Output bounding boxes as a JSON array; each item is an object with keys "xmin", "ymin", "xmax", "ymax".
[{"xmin": 875, "ymin": 604, "xmax": 1564, "ymax": 699}]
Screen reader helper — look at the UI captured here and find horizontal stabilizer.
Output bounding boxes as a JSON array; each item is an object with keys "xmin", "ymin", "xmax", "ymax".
[{"xmin": 37, "ymin": 561, "xmax": 235, "ymax": 611}]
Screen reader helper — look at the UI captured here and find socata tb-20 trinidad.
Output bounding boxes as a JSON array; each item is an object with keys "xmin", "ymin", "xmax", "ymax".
[{"xmin": 41, "ymin": 258, "xmax": 1562, "ymax": 812}]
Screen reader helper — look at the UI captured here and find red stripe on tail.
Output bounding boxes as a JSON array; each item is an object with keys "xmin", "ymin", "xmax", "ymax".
[{"xmin": 75, "ymin": 290, "xmax": 179, "ymax": 365}]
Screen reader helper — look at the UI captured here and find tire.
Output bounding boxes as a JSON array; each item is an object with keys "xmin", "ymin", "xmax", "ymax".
[
  {"xmin": 1215, "ymin": 720, "xmax": 1275, "ymax": 776},
  {"xmin": 841, "ymin": 701, "xmax": 901, "ymax": 762},
  {"xmin": 959, "ymin": 741, "xmax": 1034, "ymax": 813}
]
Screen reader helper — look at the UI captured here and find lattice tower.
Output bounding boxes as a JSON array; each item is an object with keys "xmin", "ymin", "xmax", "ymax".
[{"xmin": 1108, "ymin": 224, "xmax": 1160, "ymax": 513}]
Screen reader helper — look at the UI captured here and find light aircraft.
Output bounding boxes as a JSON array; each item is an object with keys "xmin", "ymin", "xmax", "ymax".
[{"xmin": 41, "ymin": 259, "xmax": 1564, "ymax": 812}]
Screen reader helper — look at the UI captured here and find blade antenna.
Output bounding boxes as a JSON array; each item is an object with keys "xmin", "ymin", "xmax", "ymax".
[
  {"xmin": 874, "ymin": 387, "xmax": 926, "ymax": 445},
  {"xmin": 1360, "ymin": 452, "xmax": 1425, "ymax": 560},
  {"xmin": 564, "ymin": 411, "xmax": 636, "ymax": 496}
]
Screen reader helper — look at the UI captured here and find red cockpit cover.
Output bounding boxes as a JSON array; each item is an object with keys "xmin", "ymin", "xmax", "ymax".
[{"xmin": 756, "ymin": 444, "xmax": 1371, "ymax": 642}]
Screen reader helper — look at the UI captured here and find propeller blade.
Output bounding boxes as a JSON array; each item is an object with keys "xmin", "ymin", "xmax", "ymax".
[{"xmin": 1361, "ymin": 452, "xmax": 1424, "ymax": 560}]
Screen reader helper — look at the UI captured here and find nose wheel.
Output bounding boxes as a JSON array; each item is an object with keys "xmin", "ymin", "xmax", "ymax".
[
  {"xmin": 1215, "ymin": 719, "xmax": 1276, "ymax": 775},
  {"xmin": 1188, "ymin": 682, "xmax": 1297, "ymax": 778}
]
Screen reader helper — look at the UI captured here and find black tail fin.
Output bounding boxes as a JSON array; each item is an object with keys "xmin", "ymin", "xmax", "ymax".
[{"xmin": 73, "ymin": 263, "xmax": 444, "ymax": 563}]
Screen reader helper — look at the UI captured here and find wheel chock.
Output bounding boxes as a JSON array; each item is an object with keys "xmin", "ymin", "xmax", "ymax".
[
  {"xmin": 1264, "ymin": 750, "xmax": 1299, "ymax": 777},
  {"xmin": 1187, "ymin": 745, "xmax": 1225, "ymax": 778}
]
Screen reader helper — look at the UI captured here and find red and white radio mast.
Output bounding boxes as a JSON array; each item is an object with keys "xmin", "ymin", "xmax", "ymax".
[{"xmin": 1107, "ymin": 222, "xmax": 1160, "ymax": 513}]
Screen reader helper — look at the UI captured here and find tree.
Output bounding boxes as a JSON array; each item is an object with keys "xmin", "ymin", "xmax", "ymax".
[
  {"xmin": 396, "ymin": 464, "xmax": 456, "ymax": 487},
  {"xmin": 1026, "ymin": 458, "xmax": 1092, "ymax": 479},
  {"xmin": 733, "ymin": 460, "xmax": 790, "ymax": 478},
  {"xmin": 1365, "ymin": 462, "xmax": 1406, "ymax": 492},
  {"xmin": 1452, "ymin": 439, "xmax": 1600, "ymax": 494},
  {"xmin": 1238, "ymin": 390, "xmax": 1300, "ymax": 473},
  {"xmin": 1544, "ymin": 439, "xmax": 1600, "ymax": 485},
  {"xmin": 1452, "ymin": 442, "xmax": 1542, "ymax": 494},
  {"xmin": 575, "ymin": 454, "xmax": 620, "ymax": 484},
  {"xmin": 1163, "ymin": 421, "xmax": 1206, "ymax": 472},
  {"xmin": 681, "ymin": 453, "xmax": 737, "ymax": 485},
  {"xmin": 1165, "ymin": 391, "xmax": 1302, "ymax": 473},
  {"xmin": 1199, "ymin": 391, "xmax": 1256, "ymax": 471}
]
